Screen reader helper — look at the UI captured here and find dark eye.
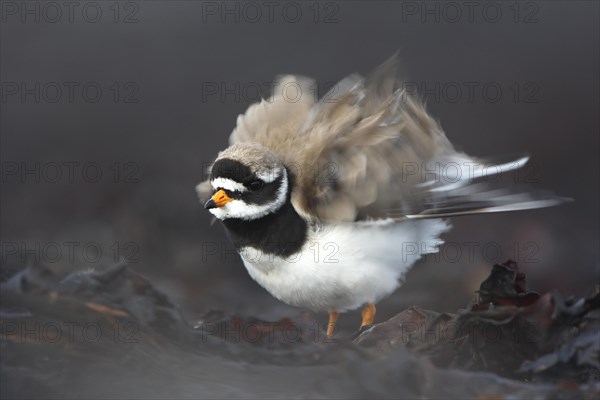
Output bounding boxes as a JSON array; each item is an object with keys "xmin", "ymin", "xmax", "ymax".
[{"xmin": 248, "ymin": 179, "xmax": 264, "ymax": 191}]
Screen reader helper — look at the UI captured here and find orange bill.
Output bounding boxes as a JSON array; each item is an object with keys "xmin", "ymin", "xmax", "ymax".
[{"xmin": 204, "ymin": 189, "xmax": 233, "ymax": 209}]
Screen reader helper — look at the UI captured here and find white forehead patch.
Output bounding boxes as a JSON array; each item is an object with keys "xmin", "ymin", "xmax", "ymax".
[{"xmin": 211, "ymin": 177, "xmax": 247, "ymax": 193}]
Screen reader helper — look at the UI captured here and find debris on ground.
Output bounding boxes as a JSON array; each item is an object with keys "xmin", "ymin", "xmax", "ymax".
[{"xmin": 1, "ymin": 261, "xmax": 598, "ymax": 399}]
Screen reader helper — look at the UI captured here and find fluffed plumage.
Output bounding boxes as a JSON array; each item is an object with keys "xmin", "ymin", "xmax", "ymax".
[{"xmin": 197, "ymin": 56, "xmax": 568, "ymax": 333}]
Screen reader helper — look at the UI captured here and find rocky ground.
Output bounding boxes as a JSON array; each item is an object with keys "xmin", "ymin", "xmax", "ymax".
[{"xmin": 1, "ymin": 261, "xmax": 598, "ymax": 399}]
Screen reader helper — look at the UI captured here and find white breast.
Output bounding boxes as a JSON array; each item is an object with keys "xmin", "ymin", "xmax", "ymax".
[{"xmin": 238, "ymin": 218, "xmax": 450, "ymax": 312}]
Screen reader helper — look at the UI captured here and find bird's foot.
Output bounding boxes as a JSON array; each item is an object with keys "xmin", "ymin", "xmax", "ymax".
[
  {"xmin": 326, "ymin": 310, "xmax": 339, "ymax": 339},
  {"xmin": 360, "ymin": 303, "xmax": 376, "ymax": 329}
]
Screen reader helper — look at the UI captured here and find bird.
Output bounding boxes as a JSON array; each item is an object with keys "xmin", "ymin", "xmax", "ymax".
[{"xmin": 196, "ymin": 56, "xmax": 566, "ymax": 338}]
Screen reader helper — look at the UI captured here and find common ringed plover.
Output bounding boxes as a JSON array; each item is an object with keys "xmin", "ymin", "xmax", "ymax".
[{"xmin": 197, "ymin": 57, "xmax": 566, "ymax": 338}]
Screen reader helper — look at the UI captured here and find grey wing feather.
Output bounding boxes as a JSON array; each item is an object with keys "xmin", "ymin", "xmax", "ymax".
[
  {"xmin": 195, "ymin": 179, "xmax": 212, "ymax": 203},
  {"xmin": 227, "ymin": 55, "xmax": 569, "ymax": 222},
  {"xmin": 397, "ymin": 180, "xmax": 572, "ymax": 220}
]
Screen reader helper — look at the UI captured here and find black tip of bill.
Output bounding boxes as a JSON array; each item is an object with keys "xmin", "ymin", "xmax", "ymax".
[{"xmin": 204, "ymin": 199, "xmax": 216, "ymax": 209}]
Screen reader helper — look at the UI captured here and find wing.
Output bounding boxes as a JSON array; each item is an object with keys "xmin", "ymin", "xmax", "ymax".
[{"xmin": 226, "ymin": 56, "xmax": 568, "ymax": 222}]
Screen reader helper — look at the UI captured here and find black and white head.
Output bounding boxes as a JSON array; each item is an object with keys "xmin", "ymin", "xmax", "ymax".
[{"xmin": 201, "ymin": 143, "xmax": 289, "ymax": 221}]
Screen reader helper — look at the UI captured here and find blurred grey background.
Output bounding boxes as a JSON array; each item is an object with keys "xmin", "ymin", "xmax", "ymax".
[{"xmin": 2, "ymin": 1, "xmax": 598, "ymax": 330}]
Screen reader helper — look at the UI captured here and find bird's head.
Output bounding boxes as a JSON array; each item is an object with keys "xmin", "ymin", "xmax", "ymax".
[{"xmin": 200, "ymin": 143, "xmax": 289, "ymax": 221}]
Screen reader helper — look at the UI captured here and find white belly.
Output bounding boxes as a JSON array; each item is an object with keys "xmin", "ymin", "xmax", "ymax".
[{"xmin": 239, "ymin": 218, "xmax": 450, "ymax": 312}]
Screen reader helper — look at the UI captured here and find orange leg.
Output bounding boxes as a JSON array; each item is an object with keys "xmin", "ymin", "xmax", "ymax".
[
  {"xmin": 360, "ymin": 303, "xmax": 376, "ymax": 329},
  {"xmin": 326, "ymin": 310, "xmax": 339, "ymax": 338}
]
